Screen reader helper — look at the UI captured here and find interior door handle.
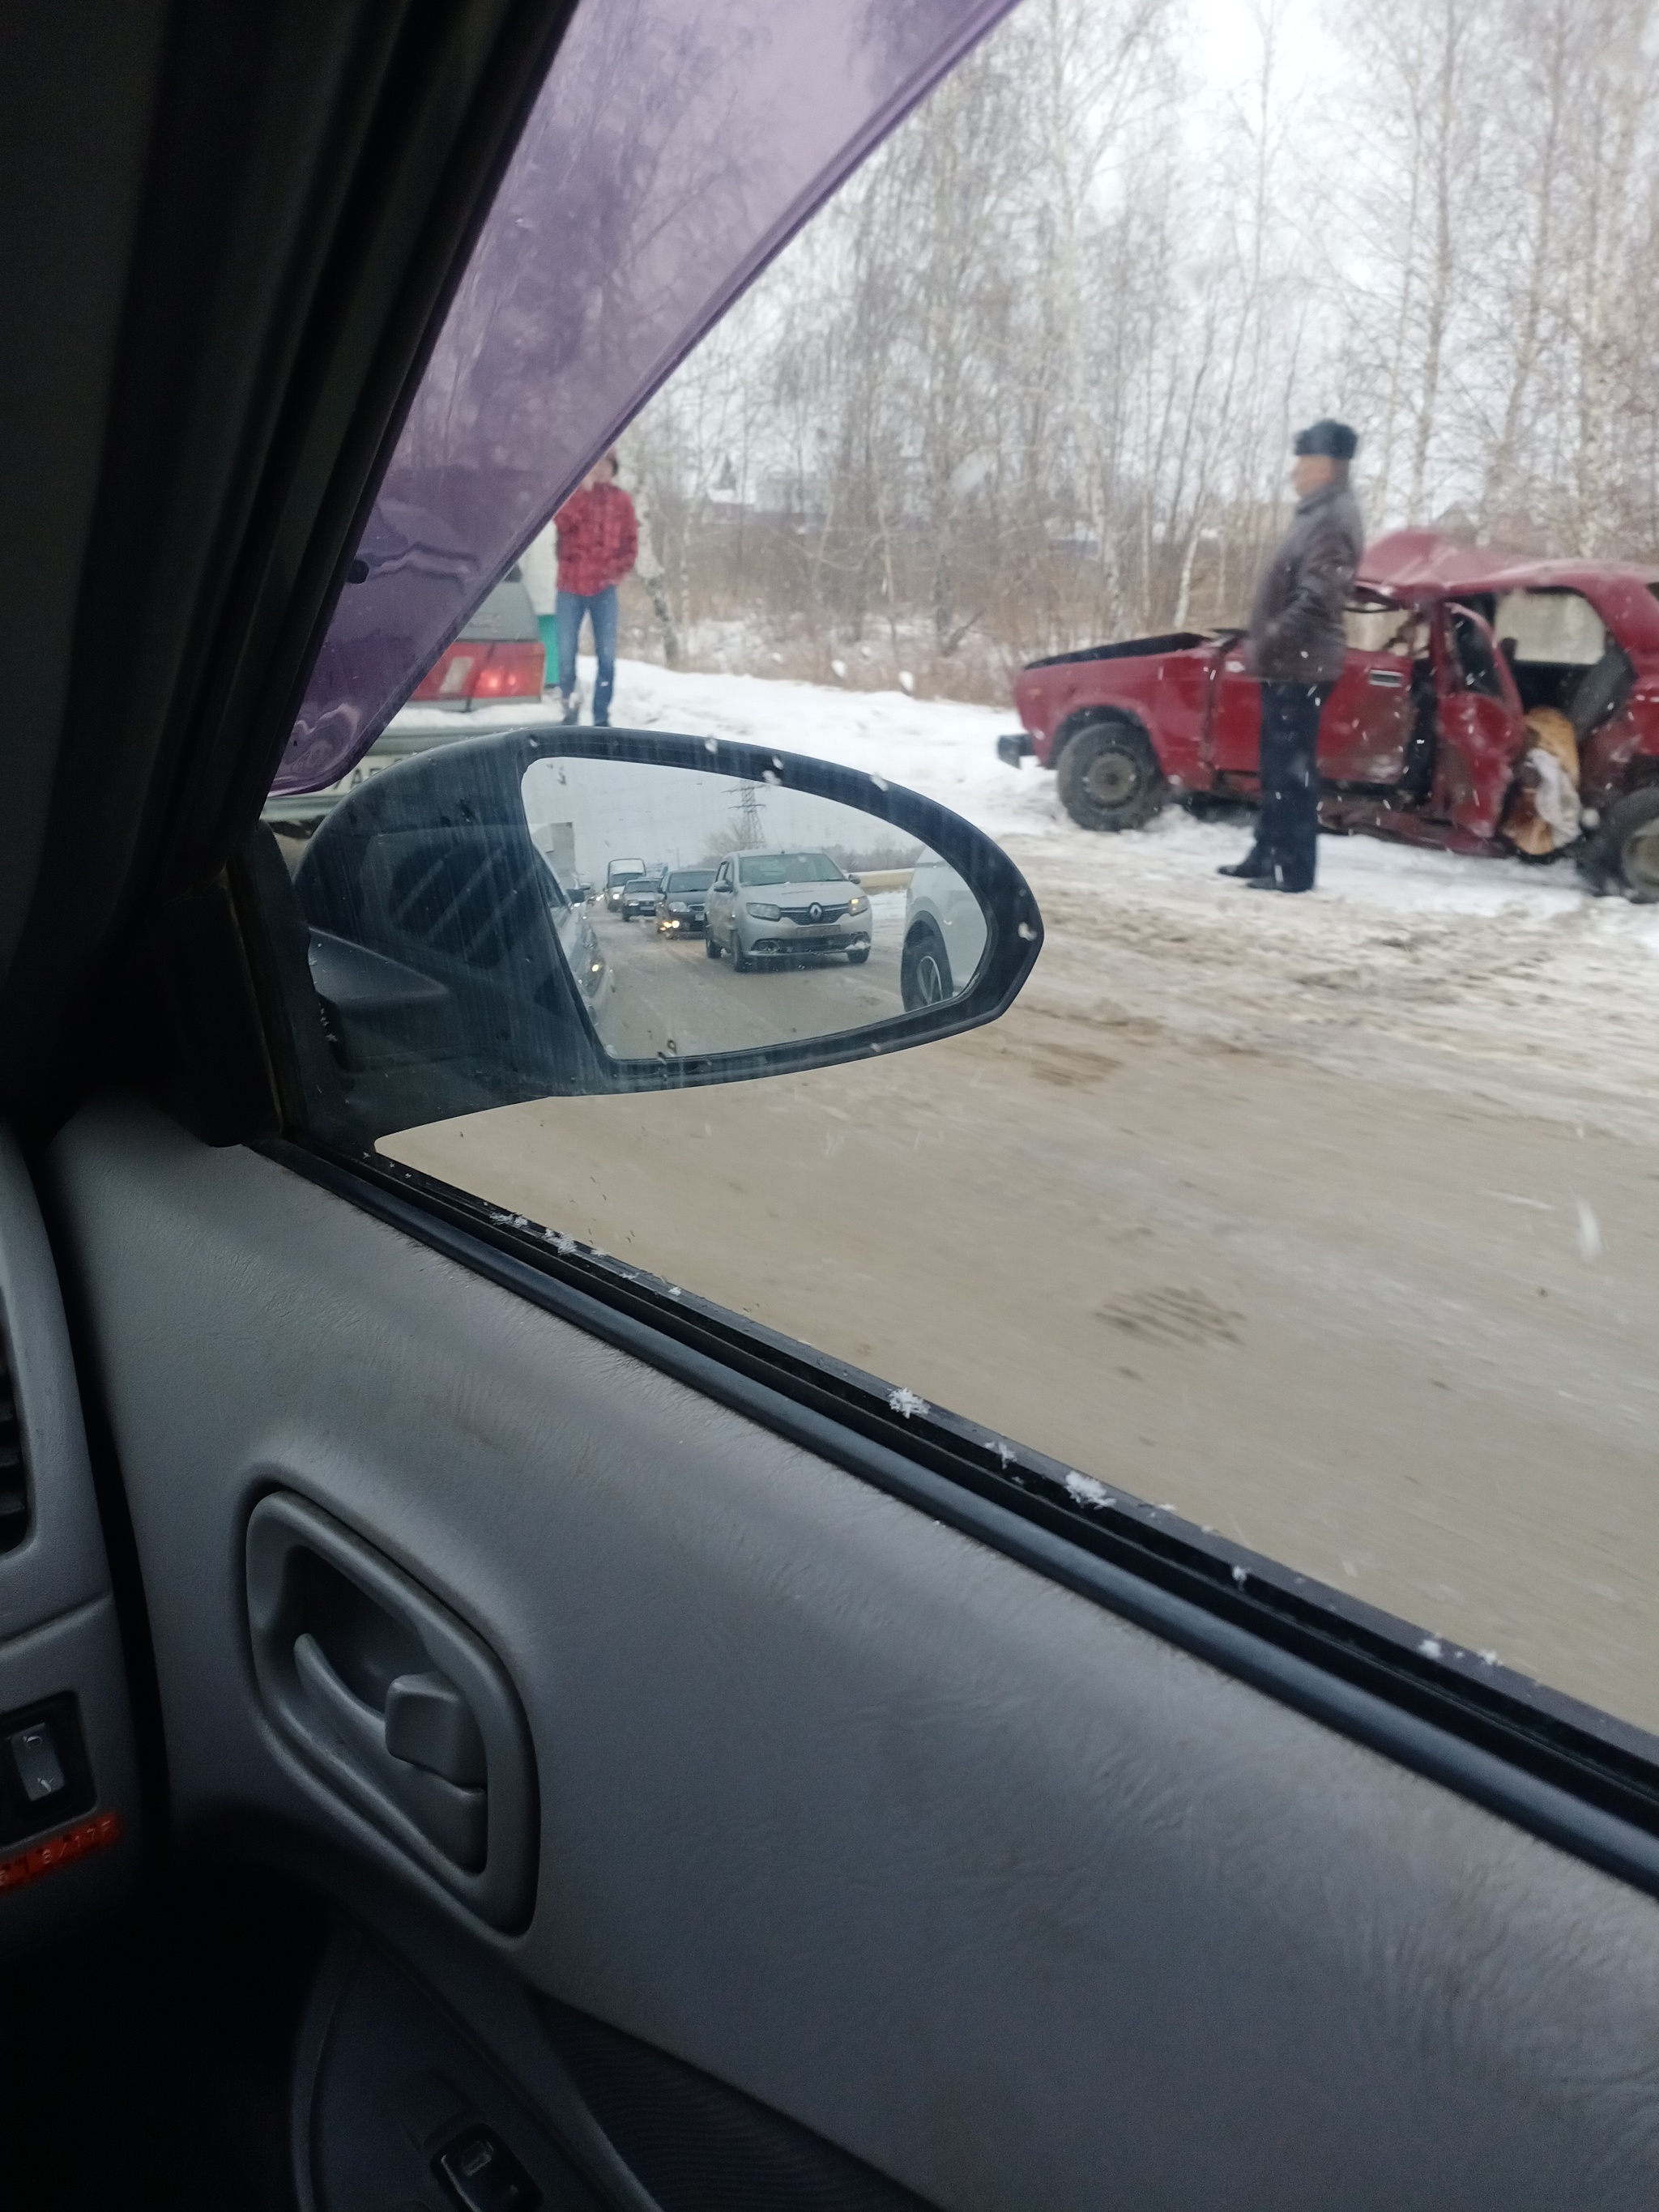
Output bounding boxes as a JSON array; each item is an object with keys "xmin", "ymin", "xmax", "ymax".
[
  {"xmin": 292, "ymin": 1633, "xmax": 486, "ymax": 1870},
  {"xmin": 245, "ymin": 1491, "xmax": 537, "ymax": 1929},
  {"xmin": 384, "ymin": 1669, "xmax": 487, "ymax": 1784}
]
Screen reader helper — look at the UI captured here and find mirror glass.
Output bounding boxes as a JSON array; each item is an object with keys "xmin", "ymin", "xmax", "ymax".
[{"xmin": 520, "ymin": 756, "xmax": 989, "ymax": 1062}]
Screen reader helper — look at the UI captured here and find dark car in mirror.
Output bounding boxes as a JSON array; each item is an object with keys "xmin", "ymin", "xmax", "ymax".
[
  {"xmin": 654, "ymin": 868, "xmax": 716, "ymax": 936},
  {"xmin": 619, "ymin": 870, "xmax": 667, "ymax": 923}
]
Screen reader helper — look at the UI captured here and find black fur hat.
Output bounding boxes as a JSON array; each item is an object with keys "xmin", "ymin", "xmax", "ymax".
[{"xmin": 1294, "ymin": 418, "xmax": 1358, "ymax": 461}]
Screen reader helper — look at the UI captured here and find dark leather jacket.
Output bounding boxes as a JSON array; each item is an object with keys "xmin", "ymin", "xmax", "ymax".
[{"xmin": 1245, "ymin": 479, "xmax": 1364, "ymax": 684}]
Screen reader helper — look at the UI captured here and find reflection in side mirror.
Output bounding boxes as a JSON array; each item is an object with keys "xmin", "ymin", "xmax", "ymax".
[
  {"xmin": 289, "ymin": 727, "xmax": 1041, "ymax": 1136},
  {"xmin": 519, "ymin": 754, "xmax": 992, "ymax": 1063}
]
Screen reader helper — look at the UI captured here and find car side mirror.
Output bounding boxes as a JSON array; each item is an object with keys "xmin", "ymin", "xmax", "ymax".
[{"xmin": 287, "ymin": 727, "xmax": 1042, "ymax": 1137}]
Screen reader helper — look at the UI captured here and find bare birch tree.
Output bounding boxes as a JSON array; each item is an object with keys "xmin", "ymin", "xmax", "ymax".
[{"xmin": 620, "ymin": 0, "xmax": 1659, "ymax": 696}]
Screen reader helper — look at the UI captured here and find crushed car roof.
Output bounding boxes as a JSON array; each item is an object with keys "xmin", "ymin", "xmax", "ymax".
[{"xmin": 1360, "ymin": 530, "xmax": 1659, "ymax": 644}]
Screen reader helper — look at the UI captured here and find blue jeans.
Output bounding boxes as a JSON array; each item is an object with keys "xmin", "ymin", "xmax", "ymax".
[{"xmin": 556, "ymin": 586, "xmax": 617, "ymax": 723}]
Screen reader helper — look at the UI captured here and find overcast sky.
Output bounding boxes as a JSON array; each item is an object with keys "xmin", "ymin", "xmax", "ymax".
[{"xmin": 522, "ymin": 756, "xmax": 932, "ymax": 882}]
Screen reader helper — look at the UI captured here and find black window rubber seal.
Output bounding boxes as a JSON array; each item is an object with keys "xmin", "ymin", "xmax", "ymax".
[{"xmin": 264, "ymin": 1132, "xmax": 1659, "ymax": 1903}]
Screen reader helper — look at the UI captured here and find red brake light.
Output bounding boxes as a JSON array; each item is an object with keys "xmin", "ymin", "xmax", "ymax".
[
  {"xmin": 473, "ymin": 641, "xmax": 545, "ymax": 697},
  {"xmin": 411, "ymin": 645, "xmax": 476, "ymax": 701},
  {"xmin": 409, "ymin": 638, "xmax": 544, "ymax": 702}
]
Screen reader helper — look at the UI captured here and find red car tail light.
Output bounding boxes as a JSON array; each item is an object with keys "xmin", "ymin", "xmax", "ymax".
[
  {"xmin": 409, "ymin": 637, "xmax": 544, "ymax": 703},
  {"xmin": 471, "ymin": 641, "xmax": 545, "ymax": 697},
  {"xmin": 411, "ymin": 646, "xmax": 478, "ymax": 701}
]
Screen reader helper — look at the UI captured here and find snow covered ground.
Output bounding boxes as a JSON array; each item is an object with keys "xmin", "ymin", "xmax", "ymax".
[
  {"xmin": 398, "ymin": 648, "xmax": 1620, "ymax": 902},
  {"xmin": 386, "ymin": 658, "xmax": 1659, "ymax": 1720},
  {"xmin": 394, "ymin": 654, "xmax": 1659, "ymax": 1138},
  {"xmin": 394, "ymin": 653, "xmax": 1054, "ymax": 840}
]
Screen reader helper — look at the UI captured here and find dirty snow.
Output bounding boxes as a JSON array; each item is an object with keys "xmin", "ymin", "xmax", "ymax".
[{"xmin": 394, "ymin": 655, "xmax": 1659, "ymax": 1137}]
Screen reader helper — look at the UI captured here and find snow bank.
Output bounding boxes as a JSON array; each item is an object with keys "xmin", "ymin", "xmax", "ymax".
[
  {"xmin": 396, "ymin": 653, "xmax": 1659, "ymax": 935},
  {"xmin": 394, "ymin": 656, "xmax": 1057, "ymax": 843},
  {"xmin": 394, "ymin": 656, "xmax": 1659, "ymax": 1129}
]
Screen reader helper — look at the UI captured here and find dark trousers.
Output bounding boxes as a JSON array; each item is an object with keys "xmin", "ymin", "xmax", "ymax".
[
  {"xmin": 1253, "ymin": 680, "xmax": 1330, "ymax": 890},
  {"xmin": 556, "ymin": 585, "xmax": 618, "ymax": 723}
]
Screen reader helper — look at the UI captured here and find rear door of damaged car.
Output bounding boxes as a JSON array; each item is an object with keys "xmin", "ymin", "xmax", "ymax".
[{"xmin": 1207, "ymin": 599, "xmax": 1418, "ymax": 787}]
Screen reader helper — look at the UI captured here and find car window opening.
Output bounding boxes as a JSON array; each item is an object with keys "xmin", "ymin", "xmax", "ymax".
[{"xmin": 255, "ymin": 0, "xmax": 1659, "ymax": 1798}]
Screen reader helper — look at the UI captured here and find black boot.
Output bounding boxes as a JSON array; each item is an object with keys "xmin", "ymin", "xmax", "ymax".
[
  {"xmin": 559, "ymin": 693, "xmax": 579, "ymax": 727},
  {"xmin": 1218, "ymin": 848, "xmax": 1273, "ymax": 880}
]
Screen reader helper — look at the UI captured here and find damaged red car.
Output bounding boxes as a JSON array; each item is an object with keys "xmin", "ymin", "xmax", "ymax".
[{"xmin": 999, "ymin": 529, "xmax": 1659, "ymax": 896}]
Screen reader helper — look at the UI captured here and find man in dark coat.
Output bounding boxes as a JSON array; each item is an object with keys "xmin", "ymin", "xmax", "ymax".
[{"xmin": 1221, "ymin": 419, "xmax": 1364, "ymax": 893}]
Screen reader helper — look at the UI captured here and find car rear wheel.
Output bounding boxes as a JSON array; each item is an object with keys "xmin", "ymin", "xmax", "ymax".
[
  {"xmin": 1056, "ymin": 719, "xmax": 1166, "ymax": 833},
  {"xmin": 1580, "ymin": 787, "xmax": 1659, "ymax": 900},
  {"xmin": 901, "ymin": 921, "xmax": 951, "ymax": 1009}
]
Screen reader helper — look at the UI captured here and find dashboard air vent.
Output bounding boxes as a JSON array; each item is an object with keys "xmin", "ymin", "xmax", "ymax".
[{"xmin": 0, "ymin": 1334, "xmax": 28, "ymax": 1554}]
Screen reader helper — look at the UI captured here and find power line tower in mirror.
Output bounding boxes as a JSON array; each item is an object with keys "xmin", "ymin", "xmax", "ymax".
[{"xmin": 731, "ymin": 780, "xmax": 765, "ymax": 847}]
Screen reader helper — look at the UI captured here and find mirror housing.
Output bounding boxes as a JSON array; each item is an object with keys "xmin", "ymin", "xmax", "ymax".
[{"xmin": 290, "ymin": 726, "xmax": 1043, "ymax": 1136}]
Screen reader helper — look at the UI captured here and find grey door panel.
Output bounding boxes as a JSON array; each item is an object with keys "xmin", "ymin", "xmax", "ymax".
[
  {"xmin": 0, "ymin": 1127, "xmax": 139, "ymax": 1951},
  {"xmin": 0, "ymin": 1128, "xmax": 115, "ymax": 1631},
  {"xmin": 247, "ymin": 1490, "xmax": 537, "ymax": 1927},
  {"xmin": 294, "ymin": 1925, "xmax": 612, "ymax": 2212},
  {"xmin": 294, "ymin": 1913, "xmax": 937, "ymax": 2212},
  {"xmin": 49, "ymin": 1098, "xmax": 1659, "ymax": 2210}
]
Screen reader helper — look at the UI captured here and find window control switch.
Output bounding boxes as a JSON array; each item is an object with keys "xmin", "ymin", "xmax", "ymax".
[
  {"xmin": 9, "ymin": 1722, "xmax": 66, "ymax": 1803},
  {"xmin": 0, "ymin": 1694, "xmax": 95, "ymax": 1846},
  {"xmin": 434, "ymin": 2126, "xmax": 541, "ymax": 2212}
]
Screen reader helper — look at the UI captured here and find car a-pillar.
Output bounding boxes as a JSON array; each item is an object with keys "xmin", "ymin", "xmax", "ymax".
[{"xmin": 1054, "ymin": 712, "xmax": 1168, "ymax": 833}]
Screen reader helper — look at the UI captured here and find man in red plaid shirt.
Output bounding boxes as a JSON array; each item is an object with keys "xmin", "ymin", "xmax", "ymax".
[{"xmin": 554, "ymin": 449, "xmax": 638, "ymax": 726}]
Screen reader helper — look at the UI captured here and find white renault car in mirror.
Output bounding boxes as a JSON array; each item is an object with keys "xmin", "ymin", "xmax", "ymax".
[{"xmin": 703, "ymin": 848, "xmax": 873, "ymax": 973}]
